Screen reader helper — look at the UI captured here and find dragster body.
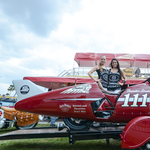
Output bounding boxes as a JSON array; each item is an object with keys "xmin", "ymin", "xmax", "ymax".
[
  {"xmin": 14, "ymin": 81, "xmax": 150, "ymax": 123},
  {"xmin": 13, "ymin": 79, "xmax": 150, "ymax": 149}
]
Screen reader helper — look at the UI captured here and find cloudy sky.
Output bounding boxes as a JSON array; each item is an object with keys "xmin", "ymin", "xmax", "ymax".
[{"xmin": 1, "ymin": 0, "xmax": 150, "ymax": 95}]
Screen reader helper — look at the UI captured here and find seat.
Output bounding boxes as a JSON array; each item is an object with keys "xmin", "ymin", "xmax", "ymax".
[
  {"xmin": 1, "ymin": 106, "xmax": 17, "ymax": 112},
  {"xmin": 91, "ymin": 89, "xmax": 126, "ymax": 118},
  {"xmin": 1, "ymin": 106, "xmax": 18, "ymax": 121},
  {"xmin": 94, "ymin": 110, "xmax": 113, "ymax": 118}
]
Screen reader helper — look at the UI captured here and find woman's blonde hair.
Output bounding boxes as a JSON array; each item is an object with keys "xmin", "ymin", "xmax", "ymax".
[{"xmin": 99, "ymin": 55, "xmax": 106, "ymax": 72}]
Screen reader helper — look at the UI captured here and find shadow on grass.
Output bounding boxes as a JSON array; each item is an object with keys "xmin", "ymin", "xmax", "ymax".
[{"xmin": 0, "ymin": 138, "xmax": 122, "ymax": 150}]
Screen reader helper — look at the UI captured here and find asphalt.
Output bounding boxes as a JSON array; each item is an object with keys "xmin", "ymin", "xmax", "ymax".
[{"xmin": 38, "ymin": 119, "xmax": 64, "ymax": 125}]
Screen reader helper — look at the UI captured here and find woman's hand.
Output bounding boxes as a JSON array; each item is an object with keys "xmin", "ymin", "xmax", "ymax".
[
  {"xmin": 118, "ymin": 80, "xmax": 126, "ymax": 86},
  {"xmin": 94, "ymin": 78, "xmax": 102, "ymax": 83},
  {"xmin": 118, "ymin": 81, "xmax": 123, "ymax": 86}
]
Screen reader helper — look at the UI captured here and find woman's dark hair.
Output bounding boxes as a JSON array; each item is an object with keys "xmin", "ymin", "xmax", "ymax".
[{"xmin": 110, "ymin": 58, "xmax": 122, "ymax": 80}]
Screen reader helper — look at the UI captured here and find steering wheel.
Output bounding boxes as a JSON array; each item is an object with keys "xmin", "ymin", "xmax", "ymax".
[{"xmin": 143, "ymin": 78, "xmax": 150, "ymax": 83}]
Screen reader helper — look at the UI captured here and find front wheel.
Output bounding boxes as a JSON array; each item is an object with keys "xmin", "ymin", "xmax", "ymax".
[
  {"xmin": 63, "ymin": 118, "xmax": 92, "ymax": 131},
  {"xmin": 125, "ymin": 141, "xmax": 150, "ymax": 150},
  {"xmin": 137, "ymin": 141, "xmax": 150, "ymax": 150},
  {"xmin": 15, "ymin": 122, "xmax": 38, "ymax": 130}
]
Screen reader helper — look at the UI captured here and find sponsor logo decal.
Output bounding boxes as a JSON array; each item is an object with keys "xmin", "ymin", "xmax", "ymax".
[
  {"xmin": 89, "ymin": 53, "xmax": 98, "ymax": 59},
  {"xmin": 60, "ymin": 84, "xmax": 92, "ymax": 94},
  {"xmin": 59, "ymin": 104, "xmax": 88, "ymax": 113},
  {"xmin": 20, "ymin": 85, "xmax": 30, "ymax": 94},
  {"xmin": 59, "ymin": 104, "xmax": 71, "ymax": 112},
  {"xmin": 116, "ymin": 54, "xmax": 135, "ymax": 60},
  {"xmin": 73, "ymin": 104, "xmax": 87, "ymax": 113}
]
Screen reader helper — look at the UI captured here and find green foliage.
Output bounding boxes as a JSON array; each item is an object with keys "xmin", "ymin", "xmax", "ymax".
[{"xmin": 7, "ymin": 85, "xmax": 15, "ymax": 95}]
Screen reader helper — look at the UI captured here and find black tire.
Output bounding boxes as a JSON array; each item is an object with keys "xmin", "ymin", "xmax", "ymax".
[
  {"xmin": 137, "ymin": 141, "xmax": 150, "ymax": 150},
  {"xmin": 137, "ymin": 144, "xmax": 150, "ymax": 150},
  {"xmin": 63, "ymin": 117, "xmax": 92, "ymax": 130},
  {"xmin": 125, "ymin": 142, "xmax": 150, "ymax": 150},
  {"xmin": 124, "ymin": 149, "xmax": 137, "ymax": 150},
  {"xmin": 15, "ymin": 122, "xmax": 38, "ymax": 130},
  {"xmin": 2, "ymin": 119, "xmax": 9, "ymax": 129}
]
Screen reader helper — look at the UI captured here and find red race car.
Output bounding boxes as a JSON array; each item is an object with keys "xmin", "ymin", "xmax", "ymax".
[{"xmin": 13, "ymin": 77, "xmax": 150, "ymax": 149}]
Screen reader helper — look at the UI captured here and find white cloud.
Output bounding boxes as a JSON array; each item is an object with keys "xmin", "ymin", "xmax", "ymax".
[
  {"xmin": 0, "ymin": 83, "xmax": 10, "ymax": 95},
  {"xmin": 50, "ymin": 0, "xmax": 150, "ymax": 53},
  {"xmin": 1, "ymin": 0, "xmax": 150, "ymax": 95}
]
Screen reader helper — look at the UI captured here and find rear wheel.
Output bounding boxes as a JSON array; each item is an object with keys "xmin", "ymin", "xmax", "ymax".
[
  {"xmin": 138, "ymin": 141, "xmax": 150, "ymax": 150},
  {"xmin": 63, "ymin": 117, "xmax": 92, "ymax": 130},
  {"xmin": 15, "ymin": 122, "xmax": 38, "ymax": 130},
  {"xmin": 2, "ymin": 119, "xmax": 9, "ymax": 129}
]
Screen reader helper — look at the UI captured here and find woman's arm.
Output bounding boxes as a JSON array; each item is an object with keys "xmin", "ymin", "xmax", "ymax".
[
  {"xmin": 121, "ymin": 70, "xmax": 127, "ymax": 81},
  {"xmin": 118, "ymin": 70, "xmax": 127, "ymax": 86},
  {"xmin": 88, "ymin": 66, "xmax": 99, "ymax": 82}
]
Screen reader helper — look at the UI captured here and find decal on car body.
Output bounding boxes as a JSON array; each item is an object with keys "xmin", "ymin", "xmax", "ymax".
[
  {"xmin": 20, "ymin": 85, "xmax": 30, "ymax": 94},
  {"xmin": 119, "ymin": 93, "xmax": 149, "ymax": 107},
  {"xmin": 60, "ymin": 84, "xmax": 92, "ymax": 94},
  {"xmin": 59, "ymin": 104, "xmax": 71, "ymax": 112}
]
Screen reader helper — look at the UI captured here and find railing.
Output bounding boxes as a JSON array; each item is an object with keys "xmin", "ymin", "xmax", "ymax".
[
  {"xmin": 58, "ymin": 67, "xmax": 150, "ymax": 78},
  {"xmin": 58, "ymin": 68, "xmax": 98, "ymax": 77}
]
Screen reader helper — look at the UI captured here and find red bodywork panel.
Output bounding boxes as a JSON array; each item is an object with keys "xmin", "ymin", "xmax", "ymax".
[
  {"xmin": 15, "ymin": 82, "xmax": 150, "ymax": 123},
  {"xmin": 112, "ymin": 83, "xmax": 150, "ymax": 123},
  {"xmin": 104, "ymin": 93, "xmax": 118, "ymax": 107},
  {"xmin": 121, "ymin": 116, "xmax": 150, "ymax": 149},
  {"xmin": 24, "ymin": 76, "xmax": 145, "ymax": 89},
  {"xmin": 15, "ymin": 83, "xmax": 106, "ymax": 121}
]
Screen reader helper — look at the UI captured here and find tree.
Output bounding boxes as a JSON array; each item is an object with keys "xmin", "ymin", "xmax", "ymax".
[{"xmin": 7, "ymin": 85, "xmax": 15, "ymax": 95}]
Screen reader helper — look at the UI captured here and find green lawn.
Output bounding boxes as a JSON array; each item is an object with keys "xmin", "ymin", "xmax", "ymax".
[{"xmin": 0, "ymin": 124, "xmax": 122, "ymax": 150}]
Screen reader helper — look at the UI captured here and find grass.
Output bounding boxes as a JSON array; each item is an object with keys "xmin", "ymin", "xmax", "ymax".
[
  {"xmin": 0, "ymin": 124, "xmax": 122, "ymax": 150},
  {"xmin": 0, "ymin": 138, "xmax": 122, "ymax": 150}
]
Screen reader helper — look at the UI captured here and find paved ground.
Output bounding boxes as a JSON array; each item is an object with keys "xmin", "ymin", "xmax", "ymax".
[{"xmin": 38, "ymin": 119, "xmax": 64, "ymax": 125}]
